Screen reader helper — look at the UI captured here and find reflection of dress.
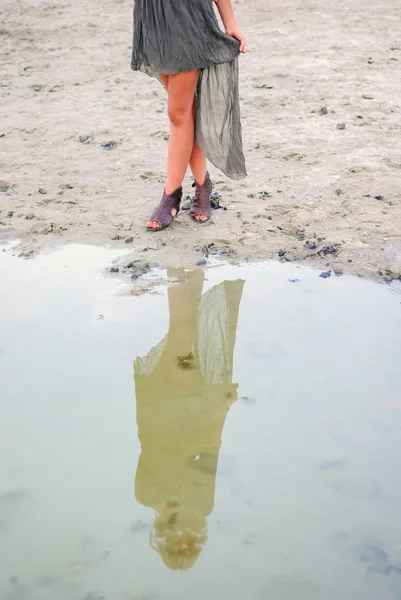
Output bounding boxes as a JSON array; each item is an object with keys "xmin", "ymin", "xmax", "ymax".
[{"xmin": 133, "ymin": 279, "xmax": 244, "ymax": 569}]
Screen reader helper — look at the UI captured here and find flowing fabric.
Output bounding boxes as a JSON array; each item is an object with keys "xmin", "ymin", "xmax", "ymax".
[{"xmin": 131, "ymin": 0, "xmax": 247, "ymax": 180}]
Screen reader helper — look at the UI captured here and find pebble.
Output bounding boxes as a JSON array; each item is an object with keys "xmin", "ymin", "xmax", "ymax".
[
  {"xmin": 278, "ymin": 249, "xmax": 287, "ymax": 257},
  {"xmin": 60, "ymin": 183, "xmax": 74, "ymax": 190},
  {"xmin": 79, "ymin": 134, "xmax": 94, "ymax": 144},
  {"xmin": 335, "ymin": 189, "xmax": 344, "ymax": 196},
  {"xmin": 7, "ymin": 210, "xmax": 14, "ymax": 217},
  {"xmin": 320, "ymin": 270, "xmax": 332, "ymax": 279},
  {"xmin": 25, "ymin": 213, "xmax": 35, "ymax": 220},
  {"xmin": 305, "ymin": 241, "xmax": 317, "ymax": 250},
  {"xmin": 320, "ymin": 106, "xmax": 328, "ymax": 115},
  {"xmin": 124, "ymin": 236, "xmax": 134, "ymax": 244},
  {"xmin": 126, "ymin": 260, "xmax": 151, "ymax": 279},
  {"xmin": 101, "ymin": 141, "xmax": 117, "ymax": 151},
  {"xmin": 362, "ymin": 94, "xmax": 374, "ymax": 100},
  {"xmin": 336, "ymin": 123, "xmax": 346, "ymax": 130},
  {"xmin": 110, "ymin": 266, "xmax": 119, "ymax": 273},
  {"xmin": 196, "ymin": 258, "xmax": 207, "ymax": 266},
  {"xmin": 334, "ymin": 269, "xmax": 344, "ymax": 276},
  {"xmin": 19, "ymin": 249, "xmax": 34, "ymax": 258},
  {"xmin": 38, "ymin": 188, "xmax": 47, "ymax": 194},
  {"xmin": 319, "ymin": 244, "xmax": 341, "ymax": 256}
]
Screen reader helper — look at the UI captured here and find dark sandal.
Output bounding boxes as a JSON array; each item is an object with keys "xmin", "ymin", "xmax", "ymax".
[
  {"xmin": 147, "ymin": 186, "xmax": 182, "ymax": 231},
  {"xmin": 190, "ymin": 172, "xmax": 212, "ymax": 223}
]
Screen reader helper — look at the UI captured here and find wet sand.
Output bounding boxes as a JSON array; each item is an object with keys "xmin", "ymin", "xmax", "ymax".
[{"xmin": 0, "ymin": 0, "xmax": 400, "ymax": 281}]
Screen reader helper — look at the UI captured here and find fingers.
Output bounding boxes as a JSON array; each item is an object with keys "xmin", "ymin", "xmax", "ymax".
[{"xmin": 240, "ymin": 36, "xmax": 246, "ymax": 53}]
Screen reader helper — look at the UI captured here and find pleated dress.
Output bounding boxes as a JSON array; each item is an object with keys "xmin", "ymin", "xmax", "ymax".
[{"xmin": 131, "ymin": 0, "xmax": 247, "ymax": 180}]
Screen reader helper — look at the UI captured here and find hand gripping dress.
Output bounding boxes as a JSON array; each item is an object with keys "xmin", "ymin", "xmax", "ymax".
[{"xmin": 131, "ymin": 0, "xmax": 247, "ymax": 180}]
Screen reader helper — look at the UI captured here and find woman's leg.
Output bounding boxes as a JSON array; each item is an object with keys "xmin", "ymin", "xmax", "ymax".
[{"xmin": 148, "ymin": 74, "xmax": 207, "ymax": 228}]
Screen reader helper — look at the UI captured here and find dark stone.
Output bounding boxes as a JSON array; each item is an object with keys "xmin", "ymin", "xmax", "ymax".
[
  {"xmin": 124, "ymin": 236, "xmax": 134, "ymax": 243},
  {"xmin": 196, "ymin": 258, "xmax": 207, "ymax": 266},
  {"xmin": 305, "ymin": 241, "xmax": 317, "ymax": 250},
  {"xmin": 101, "ymin": 141, "xmax": 117, "ymax": 151},
  {"xmin": 319, "ymin": 244, "xmax": 341, "ymax": 256},
  {"xmin": 336, "ymin": 122, "xmax": 346, "ymax": 130},
  {"xmin": 374, "ymin": 195, "xmax": 384, "ymax": 201},
  {"xmin": 320, "ymin": 270, "xmax": 332, "ymax": 278},
  {"xmin": 289, "ymin": 279, "xmax": 300, "ymax": 283},
  {"xmin": 110, "ymin": 266, "xmax": 119, "ymax": 273},
  {"xmin": 335, "ymin": 189, "xmax": 343, "ymax": 196},
  {"xmin": 278, "ymin": 249, "xmax": 287, "ymax": 257},
  {"xmin": 210, "ymin": 192, "xmax": 223, "ymax": 210},
  {"xmin": 7, "ymin": 210, "xmax": 14, "ymax": 217},
  {"xmin": 362, "ymin": 94, "xmax": 374, "ymax": 99},
  {"xmin": 334, "ymin": 269, "xmax": 344, "ymax": 276},
  {"xmin": 126, "ymin": 260, "xmax": 151, "ymax": 279},
  {"xmin": 320, "ymin": 106, "xmax": 328, "ymax": 115},
  {"xmin": 38, "ymin": 188, "xmax": 47, "ymax": 194},
  {"xmin": 60, "ymin": 183, "xmax": 73, "ymax": 190}
]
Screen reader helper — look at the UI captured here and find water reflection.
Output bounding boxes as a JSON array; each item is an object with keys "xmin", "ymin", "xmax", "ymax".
[{"xmin": 133, "ymin": 270, "xmax": 244, "ymax": 570}]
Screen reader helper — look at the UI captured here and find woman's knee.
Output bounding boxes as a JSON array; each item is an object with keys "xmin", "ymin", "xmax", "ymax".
[{"xmin": 168, "ymin": 103, "xmax": 192, "ymax": 127}]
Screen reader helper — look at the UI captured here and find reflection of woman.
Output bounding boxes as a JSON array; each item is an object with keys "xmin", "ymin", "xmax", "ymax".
[{"xmin": 133, "ymin": 270, "xmax": 244, "ymax": 570}]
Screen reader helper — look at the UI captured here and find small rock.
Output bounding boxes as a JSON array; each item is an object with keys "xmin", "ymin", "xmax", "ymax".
[
  {"xmin": 38, "ymin": 188, "xmax": 47, "ymax": 194},
  {"xmin": 110, "ymin": 266, "xmax": 119, "ymax": 273},
  {"xmin": 0, "ymin": 181, "xmax": 10, "ymax": 192},
  {"xmin": 31, "ymin": 85, "xmax": 42, "ymax": 92},
  {"xmin": 210, "ymin": 192, "xmax": 223, "ymax": 210},
  {"xmin": 196, "ymin": 258, "xmax": 207, "ymax": 266},
  {"xmin": 60, "ymin": 183, "xmax": 74, "ymax": 190},
  {"xmin": 357, "ymin": 115, "xmax": 364, "ymax": 119},
  {"xmin": 320, "ymin": 106, "xmax": 328, "ymax": 115},
  {"xmin": 101, "ymin": 141, "xmax": 117, "ymax": 151},
  {"xmin": 336, "ymin": 122, "xmax": 346, "ymax": 130},
  {"xmin": 289, "ymin": 279, "xmax": 300, "ymax": 283},
  {"xmin": 335, "ymin": 189, "xmax": 343, "ymax": 196},
  {"xmin": 278, "ymin": 249, "xmax": 287, "ymax": 257},
  {"xmin": 362, "ymin": 94, "xmax": 374, "ymax": 100},
  {"xmin": 7, "ymin": 210, "xmax": 14, "ymax": 217},
  {"xmin": 334, "ymin": 269, "xmax": 343, "ymax": 276},
  {"xmin": 319, "ymin": 244, "xmax": 341, "ymax": 256},
  {"xmin": 126, "ymin": 260, "xmax": 151, "ymax": 279},
  {"xmin": 25, "ymin": 213, "xmax": 35, "ymax": 220},
  {"xmin": 79, "ymin": 134, "xmax": 94, "ymax": 144},
  {"xmin": 181, "ymin": 195, "xmax": 192, "ymax": 210},
  {"xmin": 305, "ymin": 241, "xmax": 317, "ymax": 250},
  {"xmin": 124, "ymin": 236, "xmax": 134, "ymax": 244},
  {"xmin": 374, "ymin": 195, "xmax": 384, "ymax": 201},
  {"xmin": 19, "ymin": 249, "xmax": 34, "ymax": 258},
  {"xmin": 319, "ymin": 270, "xmax": 332, "ymax": 279}
]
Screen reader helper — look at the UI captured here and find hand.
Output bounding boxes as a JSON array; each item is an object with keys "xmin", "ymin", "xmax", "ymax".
[{"xmin": 225, "ymin": 24, "xmax": 246, "ymax": 53}]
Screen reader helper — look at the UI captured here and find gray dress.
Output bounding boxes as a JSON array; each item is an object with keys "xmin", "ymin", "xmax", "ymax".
[{"xmin": 131, "ymin": 0, "xmax": 247, "ymax": 180}]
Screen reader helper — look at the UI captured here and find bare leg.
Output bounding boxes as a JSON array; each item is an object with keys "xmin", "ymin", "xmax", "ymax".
[
  {"xmin": 147, "ymin": 71, "xmax": 200, "ymax": 229},
  {"xmin": 151, "ymin": 75, "xmax": 207, "ymax": 225}
]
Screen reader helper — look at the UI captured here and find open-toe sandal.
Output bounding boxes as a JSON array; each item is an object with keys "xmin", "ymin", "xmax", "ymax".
[
  {"xmin": 147, "ymin": 186, "xmax": 182, "ymax": 232},
  {"xmin": 190, "ymin": 172, "xmax": 212, "ymax": 223}
]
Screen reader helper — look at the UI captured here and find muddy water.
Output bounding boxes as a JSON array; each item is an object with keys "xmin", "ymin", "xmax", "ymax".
[{"xmin": 1, "ymin": 245, "xmax": 401, "ymax": 600}]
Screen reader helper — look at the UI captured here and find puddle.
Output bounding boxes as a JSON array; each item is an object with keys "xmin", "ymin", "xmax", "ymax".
[{"xmin": 1, "ymin": 245, "xmax": 401, "ymax": 600}]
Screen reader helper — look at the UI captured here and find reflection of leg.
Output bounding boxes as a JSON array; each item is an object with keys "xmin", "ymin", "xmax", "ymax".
[{"xmin": 152, "ymin": 270, "xmax": 204, "ymax": 383}]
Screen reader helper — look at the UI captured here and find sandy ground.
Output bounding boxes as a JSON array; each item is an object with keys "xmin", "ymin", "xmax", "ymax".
[{"xmin": 1, "ymin": 0, "xmax": 401, "ymax": 282}]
